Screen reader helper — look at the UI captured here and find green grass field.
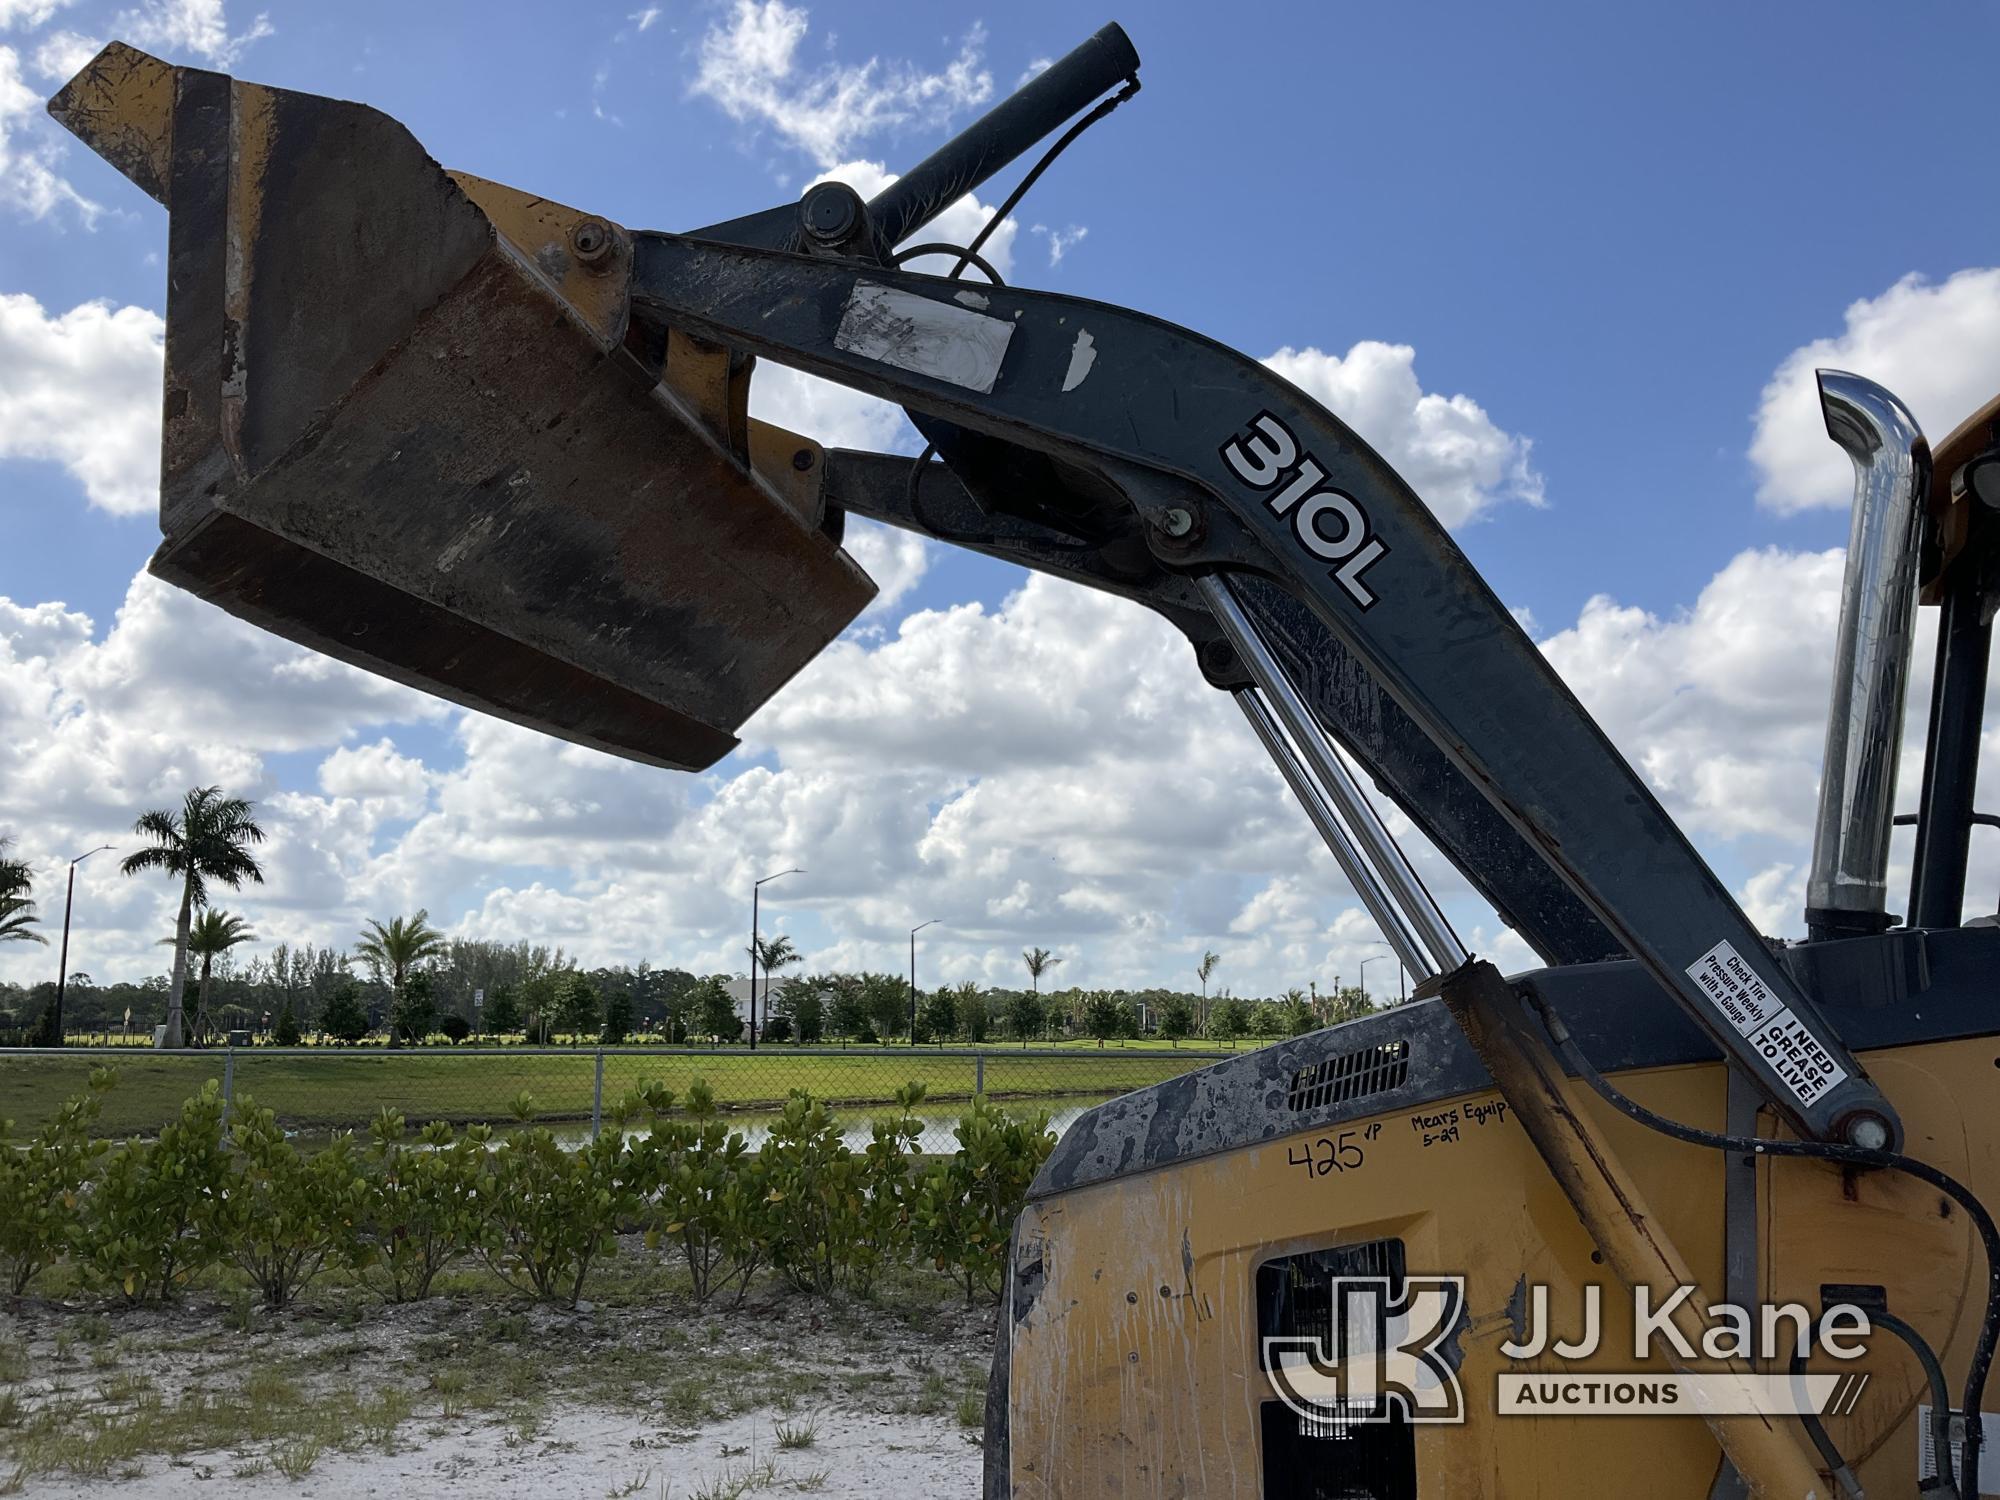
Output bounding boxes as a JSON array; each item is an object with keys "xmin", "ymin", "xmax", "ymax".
[{"xmin": 0, "ymin": 1045, "xmax": 1233, "ymax": 1138}]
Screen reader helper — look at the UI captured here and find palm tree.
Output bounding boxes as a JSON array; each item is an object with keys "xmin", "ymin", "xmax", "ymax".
[
  {"xmin": 752, "ymin": 933, "xmax": 801, "ymax": 1038},
  {"xmin": 121, "ymin": 788, "xmax": 266, "ymax": 1048},
  {"xmin": 161, "ymin": 910, "xmax": 256, "ymax": 1046},
  {"xmin": 1022, "ymin": 946, "xmax": 1061, "ymax": 994},
  {"xmin": 1196, "ymin": 949, "xmax": 1220, "ymax": 1028},
  {"xmin": 0, "ymin": 837, "xmax": 45, "ymax": 947},
  {"xmin": 355, "ymin": 911, "xmax": 447, "ymax": 995}
]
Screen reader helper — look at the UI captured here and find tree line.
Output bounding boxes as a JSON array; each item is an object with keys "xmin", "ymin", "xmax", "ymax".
[{"xmin": 2, "ymin": 788, "xmax": 1393, "ymax": 1048}]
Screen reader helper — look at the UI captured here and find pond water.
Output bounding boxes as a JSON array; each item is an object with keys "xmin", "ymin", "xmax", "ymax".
[
  {"xmin": 542, "ymin": 1096, "xmax": 1113, "ymax": 1153},
  {"xmin": 288, "ymin": 1096, "xmax": 1115, "ymax": 1155}
]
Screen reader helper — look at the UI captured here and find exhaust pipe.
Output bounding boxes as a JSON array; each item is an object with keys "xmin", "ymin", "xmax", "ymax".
[{"xmin": 1805, "ymin": 371, "xmax": 1930, "ymax": 940}]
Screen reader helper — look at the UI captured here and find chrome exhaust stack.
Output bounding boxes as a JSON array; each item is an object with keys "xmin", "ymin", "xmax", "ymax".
[{"xmin": 1805, "ymin": 371, "xmax": 1931, "ymax": 939}]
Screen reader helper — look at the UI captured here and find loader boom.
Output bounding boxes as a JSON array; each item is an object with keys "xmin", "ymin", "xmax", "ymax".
[{"xmin": 624, "ymin": 230, "xmax": 1897, "ymax": 1150}]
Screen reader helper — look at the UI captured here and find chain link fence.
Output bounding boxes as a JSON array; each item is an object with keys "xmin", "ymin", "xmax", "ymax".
[{"xmin": 0, "ymin": 1044, "xmax": 1235, "ymax": 1153}]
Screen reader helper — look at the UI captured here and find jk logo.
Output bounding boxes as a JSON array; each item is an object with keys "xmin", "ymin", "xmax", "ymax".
[{"xmin": 1265, "ymin": 1275, "xmax": 1468, "ymax": 1426}]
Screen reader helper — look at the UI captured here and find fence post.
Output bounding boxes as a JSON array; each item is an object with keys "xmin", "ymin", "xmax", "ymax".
[
  {"xmin": 591, "ymin": 1049, "xmax": 605, "ymax": 1141},
  {"xmin": 975, "ymin": 1051, "xmax": 985, "ymax": 1100},
  {"xmin": 221, "ymin": 1046, "xmax": 235, "ymax": 1125}
]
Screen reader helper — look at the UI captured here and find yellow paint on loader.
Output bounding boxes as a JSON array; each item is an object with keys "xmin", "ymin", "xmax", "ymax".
[{"xmin": 1007, "ymin": 1037, "xmax": 1992, "ymax": 1498}]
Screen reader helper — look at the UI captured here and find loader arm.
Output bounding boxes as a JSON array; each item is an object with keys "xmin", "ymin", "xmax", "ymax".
[{"xmin": 628, "ymin": 234, "xmax": 1896, "ymax": 1150}]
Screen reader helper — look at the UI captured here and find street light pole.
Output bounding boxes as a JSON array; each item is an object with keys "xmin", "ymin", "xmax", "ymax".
[
  {"xmin": 909, "ymin": 919, "xmax": 941, "ymax": 1044},
  {"xmin": 1358, "ymin": 955, "xmax": 1381, "ymax": 1009},
  {"xmin": 749, "ymin": 867, "xmax": 802, "ymax": 1052},
  {"xmin": 53, "ymin": 845, "xmax": 113, "ymax": 1048}
]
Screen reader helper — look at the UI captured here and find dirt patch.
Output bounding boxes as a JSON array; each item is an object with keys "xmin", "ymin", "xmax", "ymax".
[{"xmin": 0, "ymin": 1246, "xmax": 994, "ymax": 1498}]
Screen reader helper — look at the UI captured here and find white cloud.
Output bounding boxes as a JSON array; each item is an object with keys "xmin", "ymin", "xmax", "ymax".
[
  {"xmin": 1538, "ymin": 539, "xmax": 1997, "ymax": 935},
  {"xmin": 1031, "ymin": 222, "xmax": 1087, "ymax": 266},
  {"xmin": 29, "ymin": 28, "xmax": 95, "ymax": 81},
  {"xmin": 0, "ymin": 574, "xmax": 449, "ymax": 981},
  {"xmin": 628, "ymin": 6, "xmax": 660, "ymax": 32},
  {"xmin": 117, "ymin": 0, "xmax": 271, "ymax": 69},
  {"xmin": 318, "ymin": 740, "xmax": 433, "ymax": 824},
  {"xmin": 1263, "ymin": 342, "xmax": 1545, "ymax": 528},
  {"xmin": 0, "ymin": 0, "xmax": 78, "ymax": 31},
  {"xmin": 1752, "ymin": 268, "xmax": 2000, "ymax": 514},
  {"xmin": 691, "ymin": 0, "xmax": 991, "ymax": 167},
  {"xmin": 0, "ymin": 293, "xmax": 164, "ymax": 513},
  {"xmin": 839, "ymin": 521, "xmax": 930, "ymax": 616},
  {"xmin": 1539, "ymin": 547, "xmax": 1850, "ymax": 844},
  {"xmin": 0, "ymin": 44, "xmax": 101, "ymax": 223},
  {"xmin": 1739, "ymin": 862, "xmax": 1804, "ymax": 936},
  {"xmin": 748, "ymin": 350, "xmax": 910, "ymax": 452}
]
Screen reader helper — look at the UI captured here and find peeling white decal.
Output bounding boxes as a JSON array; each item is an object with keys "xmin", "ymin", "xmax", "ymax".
[
  {"xmin": 1061, "ymin": 328, "xmax": 1098, "ymax": 392},
  {"xmin": 953, "ymin": 288, "xmax": 991, "ymax": 309},
  {"xmin": 833, "ymin": 282, "xmax": 1013, "ymax": 394}
]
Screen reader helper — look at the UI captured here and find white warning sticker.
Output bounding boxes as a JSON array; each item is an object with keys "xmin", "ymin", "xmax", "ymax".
[{"xmin": 1685, "ymin": 940, "xmax": 1847, "ymax": 1106}]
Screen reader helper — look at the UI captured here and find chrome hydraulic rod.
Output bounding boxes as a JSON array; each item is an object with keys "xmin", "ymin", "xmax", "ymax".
[
  {"xmin": 1234, "ymin": 688, "xmax": 1434, "ymax": 980},
  {"xmin": 1201, "ymin": 573, "xmax": 1467, "ymax": 975}
]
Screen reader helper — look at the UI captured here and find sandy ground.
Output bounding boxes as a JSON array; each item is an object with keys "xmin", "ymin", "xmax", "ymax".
[
  {"xmin": 11, "ymin": 1403, "xmax": 980, "ymax": 1499},
  {"xmin": 1, "ymin": 1253, "xmax": 994, "ymax": 1499}
]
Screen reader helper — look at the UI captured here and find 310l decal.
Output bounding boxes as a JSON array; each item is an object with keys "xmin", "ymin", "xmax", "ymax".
[{"xmin": 1220, "ymin": 411, "xmax": 1389, "ymax": 609}]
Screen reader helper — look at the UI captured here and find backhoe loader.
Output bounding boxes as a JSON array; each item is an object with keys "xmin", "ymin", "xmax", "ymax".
[{"xmin": 48, "ymin": 22, "xmax": 2000, "ymax": 1498}]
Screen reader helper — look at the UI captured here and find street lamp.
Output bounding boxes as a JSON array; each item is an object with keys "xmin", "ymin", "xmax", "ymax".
[
  {"xmin": 909, "ymin": 919, "xmax": 941, "ymax": 1044},
  {"xmin": 1357, "ymin": 954, "xmax": 1382, "ymax": 1008},
  {"xmin": 1355, "ymin": 939, "xmax": 1406, "ymax": 1005},
  {"xmin": 53, "ymin": 845, "xmax": 113, "ymax": 1048},
  {"xmin": 749, "ymin": 867, "xmax": 802, "ymax": 1052}
]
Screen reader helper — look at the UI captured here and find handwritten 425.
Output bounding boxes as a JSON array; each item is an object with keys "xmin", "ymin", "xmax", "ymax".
[{"xmin": 1286, "ymin": 1122, "xmax": 1384, "ymax": 1178}]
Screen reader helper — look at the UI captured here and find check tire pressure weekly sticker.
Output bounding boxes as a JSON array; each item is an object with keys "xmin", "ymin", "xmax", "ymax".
[{"xmin": 1685, "ymin": 940, "xmax": 1847, "ymax": 1106}]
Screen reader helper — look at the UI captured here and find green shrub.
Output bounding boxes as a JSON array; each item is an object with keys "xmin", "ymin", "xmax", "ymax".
[
  {"xmin": 0, "ymin": 1069, "xmax": 113, "ymax": 1294},
  {"xmin": 759, "ymin": 1086, "xmax": 921, "ymax": 1297},
  {"xmin": 856, "ymin": 1085, "xmax": 926, "ymax": 1287},
  {"xmin": 218, "ymin": 1097, "xmax": 369, "ymax": 1307},
  {"xmin": 272, "ymin": 1001, "xmax": 302, "ymax": 1047},
  {"xmin": 631, "ymin": 1079, "xmax": 766, "ymax": 1307},
  {"xmin": 356, "ymin": 1112, "xmax": 491, "ymax": 1301},
  {"xmin": 481, "ymin": 1092, "xmax": 652, "ymax": 1306},
  {"xmin": 914, "ymin": 1101, "xmax": 1056, "ymax": 1302},
  {"xmin": 758, "ymin": 1094, "xmax": 853, "ymax": 1295},
  {"xmin": 79, "ymin": 1083, "xmax": 230, "ymax": 1302},
  {"xmin": 438, "ymin": 1014, "xmax": 472, "ymax": 1044}
]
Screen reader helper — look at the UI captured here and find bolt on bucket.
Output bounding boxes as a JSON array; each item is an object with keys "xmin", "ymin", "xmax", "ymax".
[{"xmin": 48, "ymin": 43, "xmax": 875, "ymax": 771}]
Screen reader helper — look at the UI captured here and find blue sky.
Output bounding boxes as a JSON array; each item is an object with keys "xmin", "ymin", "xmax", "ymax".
[{"xmin": 3, "ymin": 0, "xmax": 1997, "ymax": 996}]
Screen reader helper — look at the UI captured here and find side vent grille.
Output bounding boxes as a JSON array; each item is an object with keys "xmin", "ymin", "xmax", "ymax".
[{"xmin": 1286, "ymin": 1040, "xmax": 1410, "ymax": 1113}]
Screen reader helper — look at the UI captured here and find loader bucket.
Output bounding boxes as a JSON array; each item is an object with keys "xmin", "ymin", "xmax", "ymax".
[{"xmin": 48, "ymin": 44, "xmax": 875, "ymax": 771}]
